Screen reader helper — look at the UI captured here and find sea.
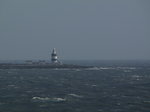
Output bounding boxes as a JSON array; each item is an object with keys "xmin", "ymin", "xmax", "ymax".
[{"xmin": 0, "ymin": 60, "xmax": 150, "ymax": 112}]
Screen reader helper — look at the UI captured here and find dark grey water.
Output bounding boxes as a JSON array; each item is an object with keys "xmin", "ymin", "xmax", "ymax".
[{"xmin": 0, "ymin": 61, "xmax": 150, "ymax": 112}]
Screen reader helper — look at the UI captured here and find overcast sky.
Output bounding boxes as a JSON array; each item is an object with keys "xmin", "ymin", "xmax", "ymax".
[{"xmin": 0, "ymin": 0, "xmax": 150, "ymax": 60}]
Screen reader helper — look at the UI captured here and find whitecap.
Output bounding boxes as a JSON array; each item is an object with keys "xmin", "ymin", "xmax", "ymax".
[
  {"xmin": 85, "ymin": 67, "xmax": 101, "ymax": 70},
  {"xmin": 68, "ymin": 94, "xmax": 83, "ymax": 98},
  {"xmin": 91, "ymin": 84, "xmax": 97, "ymax": 87},
  {"xmin": 32, "ymin": 97, "xmax": 66, "ymax": 102}
]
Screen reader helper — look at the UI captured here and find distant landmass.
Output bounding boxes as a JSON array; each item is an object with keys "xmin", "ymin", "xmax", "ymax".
[{"xmin": 0, "ymin": 48, "xmax": 92, "ymax": 69}]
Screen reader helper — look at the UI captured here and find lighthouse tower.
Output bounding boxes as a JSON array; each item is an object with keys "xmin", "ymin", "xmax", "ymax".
[{"xmin": 51, "ymin": 48, "xmax": 58, "ymax": 64}]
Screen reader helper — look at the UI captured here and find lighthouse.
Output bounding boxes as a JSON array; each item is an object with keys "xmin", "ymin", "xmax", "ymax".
[{"xmin": 51, "ymin": 48, "xmax": 58, "ymax": 64}]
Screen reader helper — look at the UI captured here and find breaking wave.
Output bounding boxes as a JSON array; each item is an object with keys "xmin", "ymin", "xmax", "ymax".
[{"xmin": 32, "ymin": 97, "xmax": 66, "ymax": 102}]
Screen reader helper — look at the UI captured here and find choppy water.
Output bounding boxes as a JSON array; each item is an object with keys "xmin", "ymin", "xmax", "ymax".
[{"xmin": 0, "ymin": 61, "xmax": 150, "ymax": 112}]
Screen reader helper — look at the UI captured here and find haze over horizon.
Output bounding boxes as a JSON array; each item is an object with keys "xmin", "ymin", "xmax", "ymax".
[{"xmin": 0, "ymin": 0, "xmax": 150, "ymax": 60}]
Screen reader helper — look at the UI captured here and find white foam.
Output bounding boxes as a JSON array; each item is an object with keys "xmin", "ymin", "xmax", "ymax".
[
  {"xmin": 91, "ymin": 84, "xmax": 97, "ymax": 87},
  {"xmin": 32, "ymin": 97, "xmax": 66, "ymax": 102},
  {"xmin": 68, "ymin": 94, "xmax": 83, "ymax": 98}
]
